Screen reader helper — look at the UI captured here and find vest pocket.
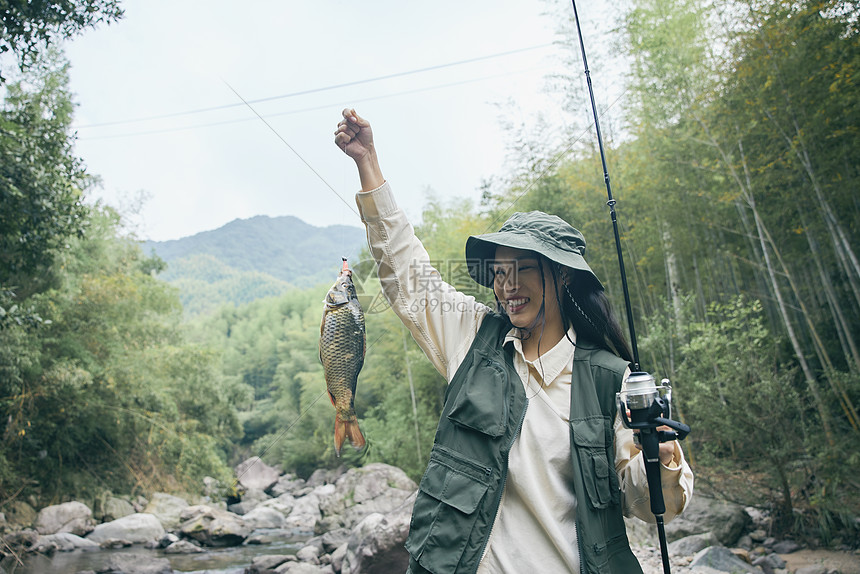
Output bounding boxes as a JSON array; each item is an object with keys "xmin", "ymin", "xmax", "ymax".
[
  {"xmin": 446, "ymin": 350, "xmax": 509, "ymax": 437},
  {"xmin": 405, "ymin": 445, "xmax": 492, "ymax": 572},
  {"xmin": 571, "ymin": 417, "xmax": 613, "ymax": 509}
]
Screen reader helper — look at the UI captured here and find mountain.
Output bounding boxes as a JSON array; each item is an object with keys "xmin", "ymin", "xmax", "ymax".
[{"xmin": 142, "ymin": 215, "xmax": 367, "ymax": 315}]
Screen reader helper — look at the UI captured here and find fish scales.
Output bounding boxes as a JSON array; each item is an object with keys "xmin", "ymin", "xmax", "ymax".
[{"xmin": 319, "ymin": 259, "xmax": 366, "ymax": 456}]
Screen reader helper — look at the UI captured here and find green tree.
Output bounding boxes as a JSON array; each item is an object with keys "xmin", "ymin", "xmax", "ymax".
[{"xmin": 0, "ymin": 0, "xmax": 123, "ymax": 81}]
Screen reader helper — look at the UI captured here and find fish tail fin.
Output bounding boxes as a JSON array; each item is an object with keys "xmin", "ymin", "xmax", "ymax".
[{"xmin": 334, "ymin": 415, "xmax": 365, "ymax": 457}]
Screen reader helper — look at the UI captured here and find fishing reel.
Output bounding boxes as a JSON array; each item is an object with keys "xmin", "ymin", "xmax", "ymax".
[
  {"xmin": 617, "ymin": 372, "xmax": 690, "ymax": 444},
  {"xmin": 616, "ymin": 372, "xmax": 691, "ymax": 517}
]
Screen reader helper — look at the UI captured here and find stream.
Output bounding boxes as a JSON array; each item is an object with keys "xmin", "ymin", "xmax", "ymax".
[{"xmin": 0, "ymin": 533, "xmax": 308, "ymax": 574}]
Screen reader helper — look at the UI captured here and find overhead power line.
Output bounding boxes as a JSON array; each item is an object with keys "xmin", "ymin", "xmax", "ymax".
[
  {"xmin": 75, "ymin": 43, "xmax": 553, "ymax": 130},
  {"xmin": 79, "ymin": 66, "xmax": 547, "ymax": 141}
]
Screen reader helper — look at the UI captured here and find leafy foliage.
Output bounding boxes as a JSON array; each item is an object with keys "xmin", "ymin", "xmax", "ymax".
[{"xmin": 0, "ymin": 0, "xmax": 123, "ymax": 81}]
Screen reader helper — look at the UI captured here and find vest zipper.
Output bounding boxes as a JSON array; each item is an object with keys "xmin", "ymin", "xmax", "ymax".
[{"xmin": 472, "ymin": 396, "xmax": 528, "ymax": 574}]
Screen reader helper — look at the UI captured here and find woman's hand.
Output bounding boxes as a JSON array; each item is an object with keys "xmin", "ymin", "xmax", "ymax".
[
  {"xmin": 335, "ymin": 108, "xmax": 384, "ymax": 191},
  {"xmin": 335, "ymin": 108, "xmax": 373, "ymax": 160},
  {"xmin": 633, "ymin": 426, "xmax": 678, "ymax": 467}
]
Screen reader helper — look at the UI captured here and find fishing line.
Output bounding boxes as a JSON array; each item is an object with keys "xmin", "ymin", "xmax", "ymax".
[
  {"xmin": 223, "ymin": 80, "xmax": 360, "ymax": 220},
  {"xmin": 78, "ymin": 44, "xmax": 553, "ymax": 129}
]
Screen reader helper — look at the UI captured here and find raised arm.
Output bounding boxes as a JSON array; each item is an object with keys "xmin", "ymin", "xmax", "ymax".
[{"xmin": 333, "ymin": 109, "xmax": 490, "ymax": 381}]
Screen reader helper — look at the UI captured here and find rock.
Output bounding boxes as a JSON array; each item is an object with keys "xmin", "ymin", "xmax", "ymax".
[
  {"xmin": 274, "ymin": 562, "xmax": 331, "ymax": 574},
  {"xmin": 284, "ymin": 488, "xmax": 329, "ymax": 534},
  {"xmin": 87, "ymin": 513, "xmax": 165, "ymax": 544},
  {"xmin": 737, "ymin": 535, "xmax": 754, "ymax": 550},
  {"xmin": 4, "ymin": 501, "xmax": 36, "ymax": 529},
  {"xmin": 245, "ymin": 528, "xmax": 299, "ymax": 545},
  {"xmin": 156, "ymin": 532, "xmax": 179, "ymax": 548},
  {"xmin": 271, "ymin": 474, "xmax": 307, "ymax": 497},
  {"xmin": 665, "ymin": 495, "xmax": 751, "ymax": 546},
  {"xmin": 95, "ymin": 552, "xmax": 173, "ymax": 574},
  {"xmin": 320, "ymin": 528, "xmax": 350, "ymax": 553},
  {"xmin": 668, "ymin": 532, "xmax": 720, "ymax": 556},
  {"xmin": 3, "ymin": 529, "xmax": 39, "ymax": 553},
  {"xmin": 258, "ymin": 493, "xmax": 296, "ymax": 517},
  {"xmin": 306, "ymin": 467, "xmax": 345, "ymax": 488},
  {"xmin": 330, "ymin": 543, "xmax": 348, "ymax": 573},
  {"xmin": 246, "ymin": 553, "xmax": 295, "ymax": 573},
  {"xmin": 99, "ymin": 538, "xmax": 133, "ymax": 549},
  {"xmin": 178, "ymin": 505, "xmax": 249, "ymax": 547},
  {"xmin": 102, "ymin": 497, "xmax": 136, "ymax": 522},
  {"xmin": 143, "ymin": 493, "xmax": 190, "ymax": 530},
  {"xmin": 749, "ymin": 529, "xmax": 768, "ymax": 542},
  {"xmin": 794, "ymin": 567, "xmax": 828, "ymax": 574},
  {"xmin": 317, "ymin": 463, "xmax": 418, "ymax": 531},
  {"xmin": 243, "ymin": 506, "xmax": 287, "ymax": 530},
  {"xmin": 35, "ymin": 501, "xmax": 94, "ymax": 536},
  {"xmin": 228, "ymin": 487, "xmax": 271, "ymax": 515},
  {"xmin": 0, "ymin": 512, "xmax": 7, "ymax": 533},
  {"xmin": 164, "ymin": 539, "xmax": 204, "ymax": 554},
  {"xmin": 772, "ymin": 539, "xmax": 800, "ymax": 554},
  {"xmin": 341, "ymin": 491, "xmax": 415, "ymax": 574},
  {"xmin": 296, "ymin": 544, "xmax": 321, "ymax": 564},
  {"xmin": 235, "ymin": 456, "xmax": 282, "ymax": 492},
  {"xmin": 36, "ymin": 532, "xmax": 99, "ymax": 552},
  {"xmin": 690, "ymin": 546, "xmax": 760, "ymax": 573}
]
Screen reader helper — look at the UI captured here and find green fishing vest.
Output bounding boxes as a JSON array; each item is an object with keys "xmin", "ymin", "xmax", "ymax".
[{"xmin": 405, "ymin": 313, "xmax": 643, "ymax": 574}]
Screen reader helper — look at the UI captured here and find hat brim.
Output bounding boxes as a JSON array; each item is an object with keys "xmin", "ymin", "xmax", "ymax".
[{"xmin": 465, "ymin": 231, "xmax": 603, "ymax": 290}]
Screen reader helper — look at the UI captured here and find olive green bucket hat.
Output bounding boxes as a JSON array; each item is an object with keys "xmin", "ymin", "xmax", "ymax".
[{"xmin": 465, "ymin": 211, "xmax": 602, "ymax": 290}]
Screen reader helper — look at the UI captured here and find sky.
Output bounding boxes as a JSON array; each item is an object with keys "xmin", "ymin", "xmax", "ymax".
[{"xmin": 63, "ymin": 0, "xmax": 625, "ymax": 242}]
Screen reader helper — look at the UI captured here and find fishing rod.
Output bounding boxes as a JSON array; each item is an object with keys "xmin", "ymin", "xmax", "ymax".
[{"xmin": 567, "ymin": 2, "xmax": 690, "ymax": 573}]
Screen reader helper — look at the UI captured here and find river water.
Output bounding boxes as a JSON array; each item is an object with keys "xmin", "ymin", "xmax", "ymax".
[{"xmin": 0, "ymin": 534, "xmax": 307, "ymax": 574}]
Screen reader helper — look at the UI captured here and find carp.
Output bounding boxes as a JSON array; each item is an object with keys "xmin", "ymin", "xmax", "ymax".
[{"xmin": 319, "ymin": 258, "xmax": 366, "ymax": 456}]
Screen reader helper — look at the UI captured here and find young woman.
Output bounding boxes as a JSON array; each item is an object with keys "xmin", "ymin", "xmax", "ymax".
[{"xmin": 335, "ymin": 109, "xmax": 693, "ymax": 574}]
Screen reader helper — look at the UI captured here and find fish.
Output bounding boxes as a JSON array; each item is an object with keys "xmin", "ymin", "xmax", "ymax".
[{"xmin": 319, "ymin": 258, "xmax": 366, "ymax": 456}]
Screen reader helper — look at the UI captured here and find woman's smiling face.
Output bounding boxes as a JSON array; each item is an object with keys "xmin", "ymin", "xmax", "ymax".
[{"xmin": 492, "ymin": 245, "xmax": 565, "ymax": 335}]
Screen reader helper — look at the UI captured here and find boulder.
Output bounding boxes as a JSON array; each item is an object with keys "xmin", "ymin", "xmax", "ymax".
[
  {"xmin": 270, "ymin": 474, "xmax": 307, "ymax": 497},
  {"xmin": 243, "ymin": 506, "xmax": 287, "ymax": 530},
  {"xmin": 87, "ymin": 513, "xmax": 165, "ymax": 544},
  {"xmin": 246, "ymin": 554, "xmax": 296, "ymax": 573},
  {"xmin": 284, "ymin": 487, "xmax": 331, "ymax": 533},
  {"xmin": 668, "ymin": 532, "xmax": 720, "ymax": 556},
  {"xmin": 95, "ymin": 552, "xmax": 173, "ymax": 574},
  {"xmin": 274, "ymin": 562, "xmax": 331, "ymax": 573},
  {"xmin": 227, "ymin": 487, "xmax": 270, "ymax": 515},
  {"xmin": 4, "ymin": 500, "xmax": 37, "ymax": 529},
  {"xmin": 794, "ymin": 567, "xmax": 828, "ymax": 574},
  {"xmin": 164, "ymin": 539, "xmax": 204, "ymax": 554},
  {"xmin": 318, "ymin": 463, "xmax": 417, "ymax": 531},
  {"xmin": 689, "ymin": 546, "xmax": 760, "ymax": 573},
  {"xmin": 258, "ymin": 493, "xmax": 296, "ymax": 516},
  {"xmin": 35, "ymin": 501, "xmax": 94, "ymax": 536},
  {"xmin": 35, "ymin": 532, "xmax": 99, "ymax": 552},
  {"xmin": 178, "ymin": 505, "xmax": 249, "ymax": 547},
  {"xmin": 306, "ymin": 467, "xmax": 346, "ymax": 488},
  {"xmin": 143, "ymin": 493, "xmax": 190, "ymax": 530},
  {"xmin": 235, "ymin": 456, "xmax": 281, "ymax": 492},
  {"xmin": 772, "ymin": 539, "xmax": 800, "ymax": 554},
  {"xmin": 102, "ymin": 497, "xmax": 135, "ymax": 522},
  {"xmin": 340, "ymin": 491, "xmax": 415, "ymax": 574},
  {"xmin": 664, "ymin": 495, "xmax": 751, "ymax": 546}
]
